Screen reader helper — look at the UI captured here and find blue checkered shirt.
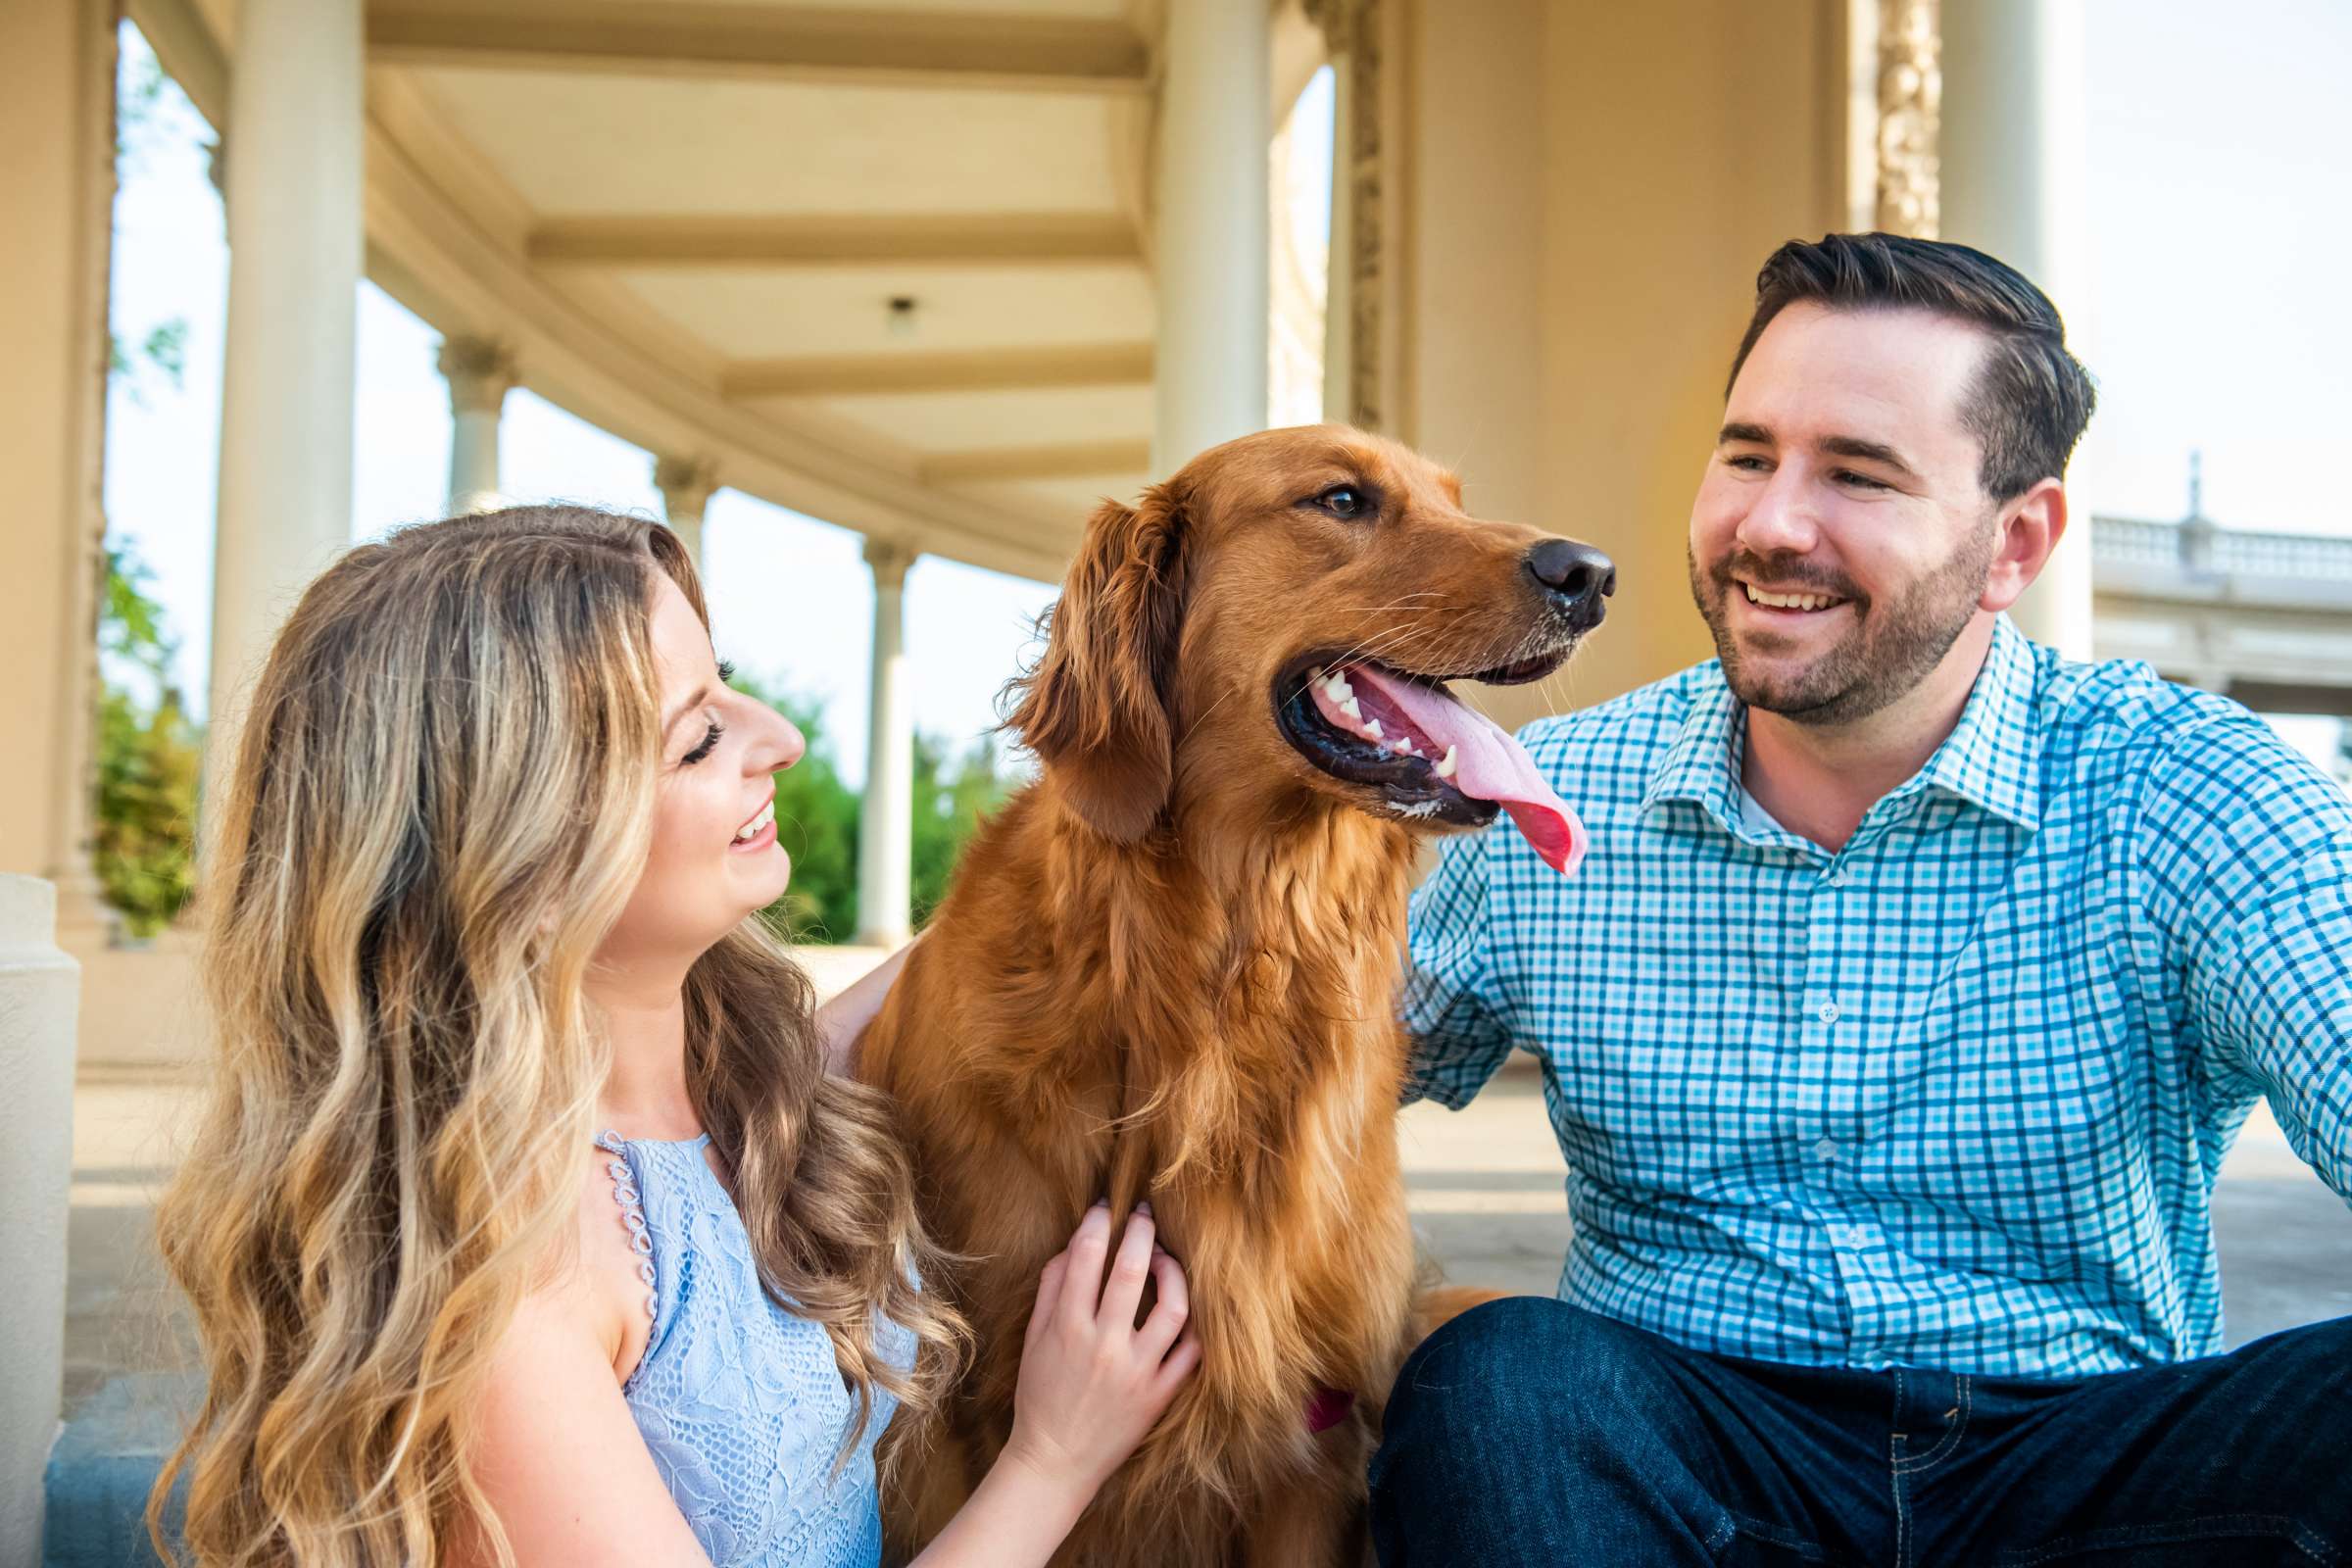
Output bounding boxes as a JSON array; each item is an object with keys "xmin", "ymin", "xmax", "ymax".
[{"xmin": 1404, "ymin": 615, "xmax": 2352, "ymax": 1377}]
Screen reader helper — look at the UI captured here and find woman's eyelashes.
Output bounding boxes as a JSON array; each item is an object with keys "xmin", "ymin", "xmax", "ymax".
[
  {"xmin": 681, "ymin": 718, "xmax": 726, "ymax": 765},
  {"xmin": 676, "ymin": 658, "xmax": 738, "ymax": 766}
]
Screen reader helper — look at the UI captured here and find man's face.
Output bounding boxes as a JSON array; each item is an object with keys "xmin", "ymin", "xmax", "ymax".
[{"xmin": 1688, "ymin": 303, "xmax": 2003, "ymax": 727}]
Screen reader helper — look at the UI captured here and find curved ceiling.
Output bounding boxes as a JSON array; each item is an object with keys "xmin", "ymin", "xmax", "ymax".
[{"xmin": 145, "ymin": 0, "xmax": 1326, "ymax": 583}]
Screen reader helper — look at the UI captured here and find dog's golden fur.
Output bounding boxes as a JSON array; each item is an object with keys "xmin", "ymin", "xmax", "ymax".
[{"xmin": 862, "ymin": 426, "xmax": 1592, "ymax": 1565}]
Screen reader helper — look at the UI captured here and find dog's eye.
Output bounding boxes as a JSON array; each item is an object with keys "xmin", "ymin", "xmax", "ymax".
[{"xmin": 1315, "ymin": 486, "xmax": 1368, "ymax": 518}]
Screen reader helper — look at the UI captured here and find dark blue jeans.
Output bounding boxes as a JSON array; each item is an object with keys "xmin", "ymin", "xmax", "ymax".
[{"xmin": 1369, "ymin": 1297, "xmax": 2352, "ymax": 1567}]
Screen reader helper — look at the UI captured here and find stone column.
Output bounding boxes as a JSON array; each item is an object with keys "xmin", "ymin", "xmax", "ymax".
[
  {"xmin": 1152, "ymin": 0, "xmax": 1271, "ymax": 474},
  {"xmin": 439, "ymin": 336, "xmax": 517, "ymax": 514},
  {"xmin": 1304, "ymin": 0, "xmax": 1409, "ymax": 436},
  {"xmin": 1872, "ymin": 0, "xmax": 1941, "ymax": 238},
  {"xmin": 856, "ymin": 539, "xmax": 916, "ymax": 950},
  {"xmin": 0, "ymin": 877, "xmax": 78, "ymax": 1559},
  {"xmin": 1, "ymin": 0, "xmax": 118, "ymax": 944},
  {"xmin": 654, "ymin": 456, "xmax": 720, "ymax": 574},
  {"xmin": 205, "ymin": 0, "xmax": 364, "ymax": 808},
  {"xmin": 1939, "ymin": 0, "xmax": 2094, "ymax": 657}
]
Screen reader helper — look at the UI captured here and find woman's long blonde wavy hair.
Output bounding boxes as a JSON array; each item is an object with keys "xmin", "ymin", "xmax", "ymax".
[{"xmin": 150, "ymin": 508, "xmax": 965, "ymax": 1566}]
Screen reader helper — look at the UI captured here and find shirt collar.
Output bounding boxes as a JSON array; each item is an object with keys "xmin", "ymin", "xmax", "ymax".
[
  {"xmin": 1905, "ymin": 613, "xmax": 2044, "ymax": 832},
  {"xmin": 1640, "ymin": 671, "xmax": 1748, "ymax": 836},
  {"xmin": 1642, "ymin": 614, "xmax": 2044, "ymax": 838}
]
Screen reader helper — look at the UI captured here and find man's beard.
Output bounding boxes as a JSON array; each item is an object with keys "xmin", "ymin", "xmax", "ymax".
[{"xmin": 1688, "ymin": 519, "xmax": 1997, "ymax": 727}]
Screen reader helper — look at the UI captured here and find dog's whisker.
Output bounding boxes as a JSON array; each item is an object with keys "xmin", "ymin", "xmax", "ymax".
[
  {"xmin": 1278, "ymin": 626, "xmax": 1418, "ymax": 707},
  {"xmin": 1329, "ymin": 593, "xmax": 1449, "ymax": 614},
  {"xmin": 1177, "ymin": 684, "xmax": 1245, "ymax": 749},
  {"xmin": 1287, "ymin": 620, "xmax": 1484, "ymax": 704}
]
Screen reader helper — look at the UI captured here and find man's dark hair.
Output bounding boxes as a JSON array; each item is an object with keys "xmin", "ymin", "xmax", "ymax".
[{"xmin": 1727, "ymin": 232, "xmax": 2097, "ymax": 502}]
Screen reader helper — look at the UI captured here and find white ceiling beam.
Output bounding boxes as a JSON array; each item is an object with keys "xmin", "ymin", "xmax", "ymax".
[
  {"xmin": 364, "ymin": 118, "xmax": 1080, "ymax": 587},
  {"xmin": 126, "ymin": 0, "xmax": 229, "ymax": 125},
  {"xmin": 726, "ymin": 344, "xmax": 1152, "ymax": 399},
  {"xmin": 367, "ymin": 2, "xmax": 1151, "ymax": 93},
  {"xmin": 922, "ymin": 440, "xmax": 1152, "ymax": 484},
  {"xmin": 529, "ymin": 214, "xmax": 1144, "ymax": 269}
]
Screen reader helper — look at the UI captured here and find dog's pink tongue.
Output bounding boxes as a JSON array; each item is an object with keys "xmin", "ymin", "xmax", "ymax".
[{"xmin": 1348, "ymin": 665, "xmax": 1588, "ymax": 875}]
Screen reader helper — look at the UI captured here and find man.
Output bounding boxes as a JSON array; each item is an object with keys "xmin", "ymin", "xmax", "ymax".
[{"xmin": 1374, "ymin": 233, "xmax": 2352, "ymax": 1566}]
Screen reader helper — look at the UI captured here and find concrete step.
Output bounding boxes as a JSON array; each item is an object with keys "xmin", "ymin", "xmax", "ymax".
[{"xmin": 43, "ymin": 1373, "xmax": 194, "ymax": 1568}]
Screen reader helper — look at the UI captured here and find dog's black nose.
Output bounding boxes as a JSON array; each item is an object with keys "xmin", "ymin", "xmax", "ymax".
[{"xmin": 1525, "ymin": 539, "xmax": 1616, "ymax": 628}]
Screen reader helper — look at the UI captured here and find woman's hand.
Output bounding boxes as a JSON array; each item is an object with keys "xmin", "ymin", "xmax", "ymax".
[
  {"xmin": 908, "ymin": 1201, "xmax": 1199, "ymax": 1568},
  {"xmin": 1002, "ymin": 1200, "xmax": 1200, "ymax": 1498}
]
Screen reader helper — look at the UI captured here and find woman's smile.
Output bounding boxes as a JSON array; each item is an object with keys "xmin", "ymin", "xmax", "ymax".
[{"xmin": 730, "ymin": 794, "xmax": 777, "ymax": 853}]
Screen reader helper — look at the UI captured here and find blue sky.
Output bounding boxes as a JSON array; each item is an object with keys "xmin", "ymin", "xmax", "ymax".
[{"xmin": 103, "ymin": 6, "xmax": 2352, "ymax": 779}]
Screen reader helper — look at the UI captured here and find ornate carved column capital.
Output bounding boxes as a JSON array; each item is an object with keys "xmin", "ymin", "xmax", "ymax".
[
  {"xmin": 1875, "ymin": 0, "xmax": 1941, "ymax": 238},
  {"xmin": 862, "ymin": 535, "xmax": 918, "ymax": 589},
  {"xmin": 1301, "ymin": 0, "xmax": 1367, "ymax": 54},
  {"xmin": 653, "ymin": 455, "xmax": 720, "ymax": 522},
  {"xmin": 436, "ymin": 336, "xmax": 519, "ymax": 416}
]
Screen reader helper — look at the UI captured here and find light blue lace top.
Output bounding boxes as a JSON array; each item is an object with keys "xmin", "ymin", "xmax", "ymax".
[{"xmin": 596, "ymin": 1131, "xmax": 912, "ymax": 1568}]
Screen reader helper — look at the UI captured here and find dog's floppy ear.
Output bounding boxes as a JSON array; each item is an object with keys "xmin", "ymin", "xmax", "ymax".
[{"xmin": 1004, "ymin": 483, "xmax": 1189, "ymax": 843}]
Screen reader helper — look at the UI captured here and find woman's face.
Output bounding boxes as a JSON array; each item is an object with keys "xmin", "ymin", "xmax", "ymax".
[{"xmin": 600, "ymin": 573, "xmax": 806, "ymax": 970}]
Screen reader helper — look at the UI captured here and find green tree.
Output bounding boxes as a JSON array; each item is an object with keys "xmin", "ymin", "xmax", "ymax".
[
  {"xmin": 93, "ymin": 26, "xmax": 208, "ymax": 936},
  {"xmin": 910, "ymin": 732, "xmax": 1019, "ymax": 928},
  {"xmin": 92, "ymin": 544, "xmax": 202, "ymax": 936}
]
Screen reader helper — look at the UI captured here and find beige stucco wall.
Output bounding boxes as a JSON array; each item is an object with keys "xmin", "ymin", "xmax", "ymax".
[
  {"xmin": 1404, "ymin": 0, "xmax": 1849, "ymax": 732},
  {"xmin": 0, "ymin": 1, "xmax": 109, "ymax": 882}
]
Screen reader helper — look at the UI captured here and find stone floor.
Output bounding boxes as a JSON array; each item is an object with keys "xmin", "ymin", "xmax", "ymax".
[{"xmin": 66, "ymin": 1060, "xmax": 2352, "ymax": 1420}]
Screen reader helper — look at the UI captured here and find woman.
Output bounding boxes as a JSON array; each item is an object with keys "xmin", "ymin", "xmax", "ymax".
[{"xmin": 151, "ymin": 508, "xmax": 1198, "ymax": 1566}]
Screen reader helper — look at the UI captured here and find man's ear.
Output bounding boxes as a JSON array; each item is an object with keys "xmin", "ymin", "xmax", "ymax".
[
  {"xmin": 1003, "ymin": 484, "xmax": 1188, "ymax": 843},
  {"xmin": 1983, "ymin": 476, "xmax": 2068, "ymax": 612}
]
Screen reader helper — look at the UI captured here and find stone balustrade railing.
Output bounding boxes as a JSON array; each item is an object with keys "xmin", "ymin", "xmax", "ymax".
[{"xmin": 2092, "ymin": 515, "xmax": 2352, "ymax": 583}]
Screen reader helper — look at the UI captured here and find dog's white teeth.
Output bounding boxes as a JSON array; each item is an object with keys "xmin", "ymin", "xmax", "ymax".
[
  {"xmin": 1433, "ymin": 746, "xmax": 1458, "ymax": 779},
  {"xmin": 1308, "ymin": 665, "xmax": 1324, "ymax": 683},
  {"xmin": 1340, "ymin": 697, "xmax": 1362, "ymax": 720},
  {"xmin": 1400, "ymin": 740, "xmax": 1419, "ymax": 757},
  {"xmin": 1362, "ymin": 719, "xmax": 1382, "ymax": 740},
  {"xmin": 1323, "ymin": 670, "xmax": 1353, "ymax": 701}
]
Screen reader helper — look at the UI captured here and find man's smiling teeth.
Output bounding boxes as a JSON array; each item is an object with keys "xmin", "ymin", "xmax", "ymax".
[
  {"xmin": 732, "ymin": 799, "xmax": 775, "ymax": 843},
  {"xmin": 1742, "ymin": 582, "xmax": 1842, "ymax": 612}
]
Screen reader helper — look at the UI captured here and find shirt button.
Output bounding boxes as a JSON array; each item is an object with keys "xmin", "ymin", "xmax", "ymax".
[
  {"xmin": 1825, "ymin": 868, "xmax": 1850, "ymax": 888},
  {"xmin": 1816, "ymin": 1000, "xmax": 1841, "ymax": 1023},
  {"xmin": 1814, "ymin": 1137, "xmax": 1838, "ymax": 1160}
]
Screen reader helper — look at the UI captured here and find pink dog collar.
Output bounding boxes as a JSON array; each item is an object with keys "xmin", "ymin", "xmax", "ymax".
[{"xmin": 1305, "ymin": 1386, "xmax": 1356, "ymax": 1434}]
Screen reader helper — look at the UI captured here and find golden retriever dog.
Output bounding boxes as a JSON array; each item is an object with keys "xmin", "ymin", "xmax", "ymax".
[{"xmin": 862, "ymin": 425, "xmax": 1612, "ymax": 1566}]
